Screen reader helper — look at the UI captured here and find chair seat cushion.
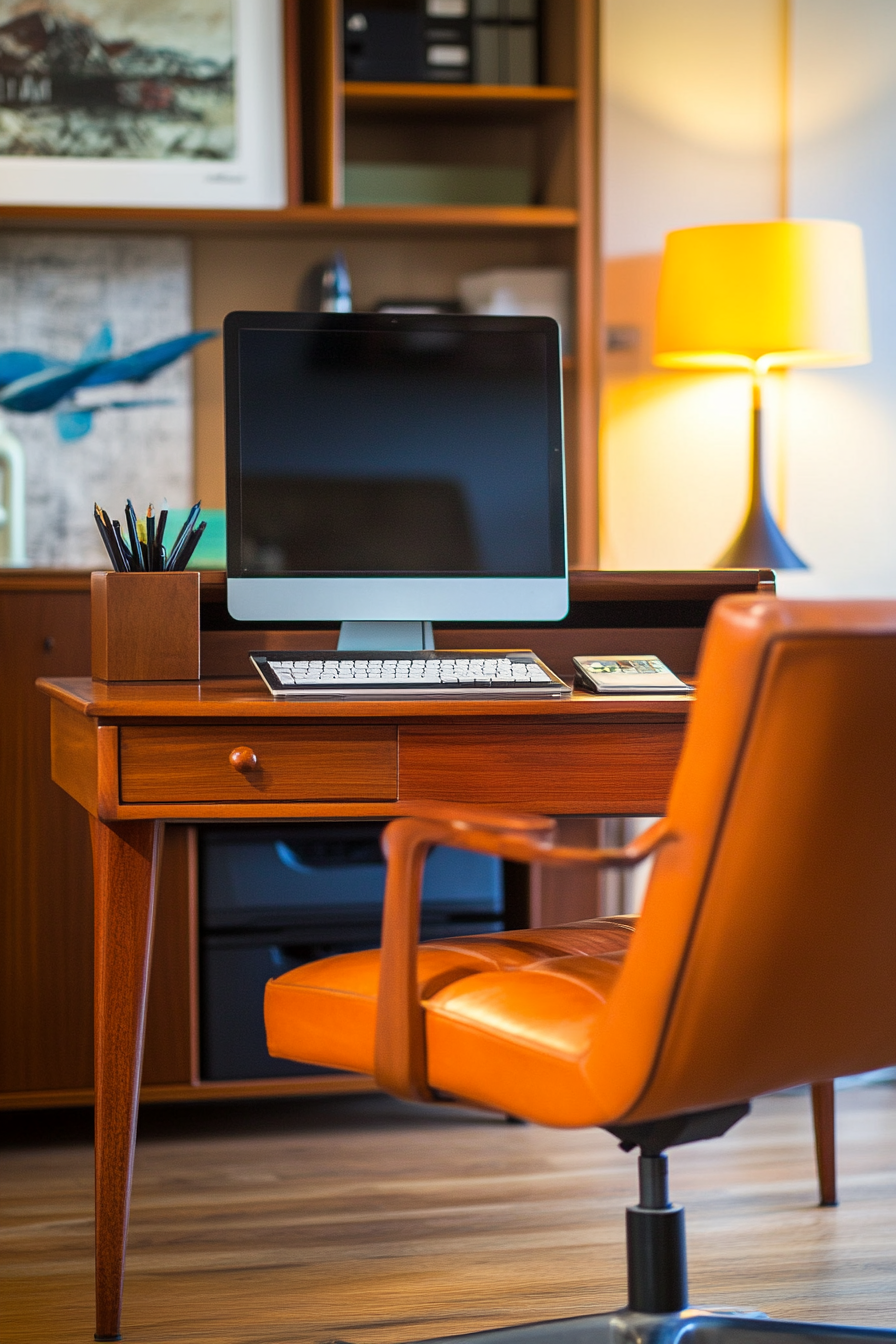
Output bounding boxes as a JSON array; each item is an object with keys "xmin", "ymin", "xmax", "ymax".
[{"xmin": 264, "ymin": 919, "xmax": 634, "ymax": 1123}]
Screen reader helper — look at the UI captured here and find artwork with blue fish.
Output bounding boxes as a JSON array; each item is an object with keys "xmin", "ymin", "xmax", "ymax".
[{"xmin": 0, "ymin": 323, "xmax": 217, "ymax": 439}]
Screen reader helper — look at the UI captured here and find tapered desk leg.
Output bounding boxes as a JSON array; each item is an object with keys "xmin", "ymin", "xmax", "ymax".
[
  {"xmin": 812, "ymin": 1080, "xmax": 837, "ymax": 1207},
  {"xmin": 91, "ymin": 819, "xmax": 163, "ymax": 1342}
]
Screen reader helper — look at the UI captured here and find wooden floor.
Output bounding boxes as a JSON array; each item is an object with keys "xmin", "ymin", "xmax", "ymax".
[{"xmin": 3, "ymin": 1084, "xmax": 896, "ymax": 1344}]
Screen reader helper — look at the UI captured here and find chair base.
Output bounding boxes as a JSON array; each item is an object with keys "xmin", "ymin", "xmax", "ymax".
[{"xmin": 416, "ymin": 1307, "xmax": 896, "ymax": 1344}]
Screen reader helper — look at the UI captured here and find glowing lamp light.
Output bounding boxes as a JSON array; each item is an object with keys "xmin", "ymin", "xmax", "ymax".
[{"xmin": 653, "ymin": 220, "xmax": 871, "ymax": 568}]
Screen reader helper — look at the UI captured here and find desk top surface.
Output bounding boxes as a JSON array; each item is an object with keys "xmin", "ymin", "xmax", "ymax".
[{"xmin": 38, "ymin": 676, "xmax": 694, "ymax": 721}]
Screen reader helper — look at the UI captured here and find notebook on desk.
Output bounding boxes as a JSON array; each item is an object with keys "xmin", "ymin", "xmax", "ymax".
[{"xmin": 573, "ymin": 655, "xmax": 692, "ymax": 695}]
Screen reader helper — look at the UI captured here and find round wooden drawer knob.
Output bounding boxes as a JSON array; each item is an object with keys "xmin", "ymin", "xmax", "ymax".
[{"xmin": 229, "ymin": 746, "xmax": 258, "ymax": 774}]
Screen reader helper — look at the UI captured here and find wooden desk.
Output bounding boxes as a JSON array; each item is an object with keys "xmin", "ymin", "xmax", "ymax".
[
  {"xmin": 3, "ymin": 570, "xmax": 774, "ymax": 1110},
  {"xmin": 39, "ymin": 675, "xmax": 690, "ymax": 1340}
]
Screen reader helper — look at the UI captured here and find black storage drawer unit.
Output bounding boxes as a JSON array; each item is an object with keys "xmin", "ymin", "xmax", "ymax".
[
  {"xmin": 344, "ymin": 1, "xmax": 473, "ymax": 84},
  {"xmin": 199, "ymin": 822, "xmax": 505, "ymax": 1081}
]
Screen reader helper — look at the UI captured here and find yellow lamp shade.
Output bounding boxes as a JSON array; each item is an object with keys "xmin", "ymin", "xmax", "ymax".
[{"xmin": 653, "ymin": 220, "xmax": 872, "ymax": 373}]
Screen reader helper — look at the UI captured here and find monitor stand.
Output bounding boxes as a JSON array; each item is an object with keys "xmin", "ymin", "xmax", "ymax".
[{"xmin": 337, "ymin": 620, "xmax": 435, "ymax": 651}]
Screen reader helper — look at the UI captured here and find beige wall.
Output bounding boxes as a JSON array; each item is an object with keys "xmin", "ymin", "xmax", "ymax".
[
  {"xmin": 599, "ymin": 0, "xmax": 896, "ymax": 596},
  {"xmin": 599, "ymin": 0, "xmax": 786, "ymax": 572},
  {"xmin": 784, "ymin": 0, "xmax": 896, "ymax": 595}
]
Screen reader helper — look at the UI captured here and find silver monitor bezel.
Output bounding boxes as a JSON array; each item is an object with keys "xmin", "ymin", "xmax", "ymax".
[{"xmin": 224, "ymin": 310, "xmax": 568, "ymax": 623}]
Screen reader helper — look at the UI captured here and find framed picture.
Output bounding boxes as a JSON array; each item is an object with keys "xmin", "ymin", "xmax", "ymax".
[{"xmin": 0, "ymin": 0, "xmax": 286, "ymax": 209}]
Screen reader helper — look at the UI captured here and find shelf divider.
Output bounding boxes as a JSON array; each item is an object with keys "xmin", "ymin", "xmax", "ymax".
[
  {"xmin": 343, "ymin": 81, "xmax": 577, "ymax": 110},
  {"xmin": 0, "ymin": 204, "xmax": 578, "ymax": 231}
]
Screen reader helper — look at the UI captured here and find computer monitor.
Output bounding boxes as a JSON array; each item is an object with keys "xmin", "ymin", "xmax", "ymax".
[{"xmin": 224, "ymin": 311, "xmax": 568, "ymax": 636}]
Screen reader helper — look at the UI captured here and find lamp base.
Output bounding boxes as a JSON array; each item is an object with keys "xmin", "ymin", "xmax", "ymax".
[
  {"xmin": 714, "ymin": 388, "xmax": 808, "ymax": 571},
  {"xmin": 714, "ymin": 495, "xmax": 807, "ymax": 570}
]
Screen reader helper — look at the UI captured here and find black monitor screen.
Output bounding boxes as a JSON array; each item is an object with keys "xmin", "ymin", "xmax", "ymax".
[{"xmin": 225, "ymin": 314, "xmax": 565, "ymax": 578}]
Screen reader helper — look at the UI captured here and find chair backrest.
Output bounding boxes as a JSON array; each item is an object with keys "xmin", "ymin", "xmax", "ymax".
[{"xmin": 587, "ymin": 596, "xmax": 896, "ymax": 1126}]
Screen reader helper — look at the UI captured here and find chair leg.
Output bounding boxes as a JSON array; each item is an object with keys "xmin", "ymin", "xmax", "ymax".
[
  {"xmin": 812, "ymin": 1080, "xmax": 837, "ymax": 1206},
  {"xmin": 407, "ymin": 1142, "xmax": 896, "ymax": 1344}
]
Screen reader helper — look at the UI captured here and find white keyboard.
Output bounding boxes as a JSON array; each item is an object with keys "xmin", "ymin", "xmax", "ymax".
[{"xmin": 251, "ymin": 650, "xmax": 570, "ymax": 699}]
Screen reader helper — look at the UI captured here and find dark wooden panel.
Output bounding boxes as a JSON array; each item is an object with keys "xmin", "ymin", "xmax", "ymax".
[
  {"xmin": 201, "ymin": 627, "xmax": 703, "ymax": 679},
  {"xmin": 0, "ymin": 590, "xmax": 94, "ymax": 1093},
  {"xmin": 398, "ymin": 720, "xmax": 683, "ymax": 815},
  {"xmin": 569, "ymin": 569, "xmax": 775, "ymax": 601},
  {"xmin": 119, "ymin": 724, "xmax": 398, "ymax": 803},
  {"xmin": 434, "ymin": 626, "xmax": 704, "ymax": 679},
  {"xmin": 0, "ymin": 596, "xmax": 209, "ymax": 1100},
  {"xmin": 196, "ymin": 569, "xmax": 772, "ymax": 678}
]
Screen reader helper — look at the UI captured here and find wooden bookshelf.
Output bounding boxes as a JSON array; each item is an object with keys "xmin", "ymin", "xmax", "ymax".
[{"xmin": 0, "ymin": 0, "xmax": 599, "ymax": 562}]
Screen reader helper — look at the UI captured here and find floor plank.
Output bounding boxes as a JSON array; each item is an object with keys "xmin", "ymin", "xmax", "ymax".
[{"xmin": 3, "ymin": 1084, "xmax": 895, "ymax": 1344}]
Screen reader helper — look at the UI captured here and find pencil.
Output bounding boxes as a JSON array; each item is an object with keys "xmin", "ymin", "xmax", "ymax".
[
  {"xmin": 165, "ymin": 501, "xmax": 201, "ymax": 571},
  {"xmin": 111, "ymin": 518, "xmax": 132, "ymax": 572},
  {"xmin": 155, "ymin": 499, "xmax": 168, "ymax": 568},
  {"xmin": 94, "ymin": 504, "xmax": 120, "ymax": 570},
  {"xmin": 171, "ymin": 520, "xmax": 206, "ymax": 571},
  {"xmin": 146, "ymin": 506, "xmax": 156, "ymax": 571},
  {"xmin": 125, "ymin": 499, "xmax": 145, "ymax": 571}
]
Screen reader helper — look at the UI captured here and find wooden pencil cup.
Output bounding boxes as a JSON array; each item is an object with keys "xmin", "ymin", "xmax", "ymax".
[{"xmin": 91, "ymin": 571, "xmax": 200, "ymax": 681}]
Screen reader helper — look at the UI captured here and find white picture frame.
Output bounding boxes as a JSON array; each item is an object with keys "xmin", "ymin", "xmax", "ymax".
[{"xmin": 0, "ymin": 0, "xmax": 286, "ymax": 210}]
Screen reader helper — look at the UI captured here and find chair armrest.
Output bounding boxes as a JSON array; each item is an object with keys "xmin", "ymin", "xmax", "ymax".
[{"xmin": 374, "ymin": 803, "xmax": 674, "ymax": 1102}]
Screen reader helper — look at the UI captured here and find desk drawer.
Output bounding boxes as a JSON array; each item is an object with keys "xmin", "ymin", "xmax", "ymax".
[
  {"xmin": 119, "ymin": 725, "xmax": 397, "ymax": 803},
  {"xmin": 398, "ymin": 721, "xmax": 682, "ymax": 815}
]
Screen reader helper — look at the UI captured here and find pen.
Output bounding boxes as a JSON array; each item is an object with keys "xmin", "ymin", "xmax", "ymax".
[
  {"xmin": 155, "ymin": 499, "xmax": 168, "ymax": 568},
  {"xmin": 125, "ymin": 499, "xmax": 145, "ymax": 571},
  {"xmin": 111, "ymin": 518, "xmax": 132, "ymax": 572},
  {"xmin": 102, "ymin": 506, "xmax": 130, "ymax": 572},
  {"xmin": 146, "ymin": 505, "xmax": 156, "ymax": 572},
  {"xmin": 166, "ymin": 501, "xmax": 200, "ymax": 561},
  {"xmin": 165, "ymin": 501, "xmax": 201, "ymax": 571},
  {"xmin": 97, "ymin": 502, "xmax": 120, "ymax": 569},
  {"xmin": 94, "ymin": 504, "xmax": 120, "ymax": 570},
  {"xmin": 171, "ymin": 520, "xmax": 206, "ymax": 571}
]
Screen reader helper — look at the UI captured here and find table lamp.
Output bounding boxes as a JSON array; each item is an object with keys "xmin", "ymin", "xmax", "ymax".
[{"xmin": 653, "ymin": 220, "xmax": 871, "ymax": 568}]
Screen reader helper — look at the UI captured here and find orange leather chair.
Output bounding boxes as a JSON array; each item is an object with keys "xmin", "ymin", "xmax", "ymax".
[{"xmin": 265, "ymin": 596, "xmax": 896, "ymax": 1344}]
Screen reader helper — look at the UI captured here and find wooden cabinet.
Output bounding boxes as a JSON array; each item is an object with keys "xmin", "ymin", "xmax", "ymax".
[
  {"xmin": 0, "ymin": 577, "xmax": 194, "ymax": 1102},
  {"xmin": 0, "ymin": 576, "xmax": 94, "ymax": 1096}
]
